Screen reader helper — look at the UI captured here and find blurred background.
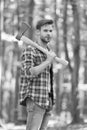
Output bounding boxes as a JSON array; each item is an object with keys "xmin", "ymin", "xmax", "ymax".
[{"xmin": 0, "ymin": 0, "xmax": 87, "ymax": 127}]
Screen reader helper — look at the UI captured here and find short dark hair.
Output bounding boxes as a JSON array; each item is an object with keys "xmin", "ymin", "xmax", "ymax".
[{"xmin": 36, "ymin": 19, "xmax": 54, "ymax": 30}]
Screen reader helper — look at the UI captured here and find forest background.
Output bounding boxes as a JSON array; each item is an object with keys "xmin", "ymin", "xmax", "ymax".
[{"xmin": 1, "ymin": 0, "xmax": 87, "ymax": 125}]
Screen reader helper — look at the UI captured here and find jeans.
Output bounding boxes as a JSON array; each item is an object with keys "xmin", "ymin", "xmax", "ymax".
[{"xmin": 26, "ymin": 98, "xmax": 51, "ymax": 130}]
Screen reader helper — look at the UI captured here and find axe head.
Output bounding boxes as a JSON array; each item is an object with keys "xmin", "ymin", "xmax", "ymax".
[{"xmin": 16, "ymin": 22, "xmax": 30, "ymax": 40}]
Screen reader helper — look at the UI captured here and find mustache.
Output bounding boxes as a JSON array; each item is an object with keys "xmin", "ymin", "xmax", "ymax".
[{"xmin": 45, "ymin": 35, "xmax": 51, "ymax": 39}]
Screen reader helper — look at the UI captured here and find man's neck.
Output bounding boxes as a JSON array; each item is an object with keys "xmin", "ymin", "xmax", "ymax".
[{"xmin": 38, "ymin": 39, "xmax": 48, "ymax": 49}]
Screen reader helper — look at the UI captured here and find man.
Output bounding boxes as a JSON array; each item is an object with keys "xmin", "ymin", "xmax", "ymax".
[{"xmin": 19, "ymin": 19, "xmax": 56, "ymax": 130}]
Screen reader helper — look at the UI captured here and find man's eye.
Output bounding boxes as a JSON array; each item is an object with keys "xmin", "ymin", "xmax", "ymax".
[
  {"xmin": 44, "ymin": 30, "xmax": 47, "ymax": 32},
  {"xmin": 44, "ymin": 30, "xmax": 52, "ymax": 32}
]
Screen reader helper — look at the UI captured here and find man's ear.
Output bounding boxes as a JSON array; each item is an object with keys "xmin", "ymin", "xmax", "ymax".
[{"xmin": 36, "ymin": 29, "xmax": 40, "ymax": 36}]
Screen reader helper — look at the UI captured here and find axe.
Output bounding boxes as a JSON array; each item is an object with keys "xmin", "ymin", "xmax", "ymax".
[{"xmin": 16, "ymin": 22, "xmax": 68, "ymax": 66}]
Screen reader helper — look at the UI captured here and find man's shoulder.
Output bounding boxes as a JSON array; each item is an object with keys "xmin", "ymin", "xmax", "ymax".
[
  {"xmin": 23, "ymin": 45, "xmax": 36, "ymax": 53},
  {"xmin": 26, "ymin": 45, "xmax": 35, "ymax": 50}
]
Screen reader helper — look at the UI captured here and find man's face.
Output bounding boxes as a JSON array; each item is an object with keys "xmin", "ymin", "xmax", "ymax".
[{"xmin": 39, "ymin": 24, "xmax": 54, "ymax": 44}]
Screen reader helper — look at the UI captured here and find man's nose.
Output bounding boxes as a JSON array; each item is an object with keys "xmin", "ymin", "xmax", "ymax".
[{"xmin": 47, "ymin": 31, "xmax": 51, "ymax": 35}]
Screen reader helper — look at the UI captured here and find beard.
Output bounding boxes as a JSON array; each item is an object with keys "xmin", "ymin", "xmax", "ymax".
[{"xmin": 41, "ymin": 36, "xmax": 51, "ymax": 44}]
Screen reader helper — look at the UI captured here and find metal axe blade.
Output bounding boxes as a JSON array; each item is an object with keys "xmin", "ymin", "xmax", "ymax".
[{"xmin": 16, "ymin": 22, "xmax": 31, "ymax": 40}]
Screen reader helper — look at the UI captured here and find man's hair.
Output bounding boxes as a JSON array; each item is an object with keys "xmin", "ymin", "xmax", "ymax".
[{"xmin": 36, "ymin": 19, "xmax": 54, "ymax": 30}]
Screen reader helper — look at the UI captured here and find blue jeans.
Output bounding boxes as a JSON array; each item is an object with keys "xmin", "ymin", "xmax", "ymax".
[{"xmin": 26, "ymin": 98, "xmax": 51, "ymax": 130}]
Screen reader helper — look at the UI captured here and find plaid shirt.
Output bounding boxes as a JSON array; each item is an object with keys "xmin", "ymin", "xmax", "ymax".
[{"xmin": 19, "ymin": 45, "xmax": 51, "ymax": 109}]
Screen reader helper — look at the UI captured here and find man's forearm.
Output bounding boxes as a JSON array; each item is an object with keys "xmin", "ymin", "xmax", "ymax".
[{"xmin": 30, "ymin": 60, "xmax": 51, "ymax": 76}]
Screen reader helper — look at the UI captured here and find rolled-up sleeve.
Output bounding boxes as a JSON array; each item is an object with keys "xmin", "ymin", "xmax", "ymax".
[{"xmin": 21, "ymin": 46, "xmax": 36, "ymax": 80}]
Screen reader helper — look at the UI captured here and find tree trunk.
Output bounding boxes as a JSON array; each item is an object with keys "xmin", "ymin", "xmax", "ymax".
[
  {"xmin": 28, "ymin": 0, "xmax": 34, "ymax": 40},
  {"xmin": 53, "ymin": 0, "xmax": 60, "ymax": 114},
  {"xmin": 0, "ymin": 0, "xmax": 5, "ymax": 118},
  {"xmin": 63, "ymin": 0, "xmax": 72, "ymax": 71},
  {"xmin": 84, "ymin": 48, "xmax": 87, "ymax": 83},
  {"xmin": 71, "ymin": 0, "xmax": 81, "ymax": 123}
]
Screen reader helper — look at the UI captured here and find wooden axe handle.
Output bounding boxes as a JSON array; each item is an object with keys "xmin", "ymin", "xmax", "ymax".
[{"xmin": 21, "ymin": 36, "xmax": 68, "ymax": 65}]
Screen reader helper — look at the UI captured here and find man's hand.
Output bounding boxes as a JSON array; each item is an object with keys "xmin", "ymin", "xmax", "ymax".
[{"xmin": 47, "ymin": 51, "xmax": 56, "ymax": 63}]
